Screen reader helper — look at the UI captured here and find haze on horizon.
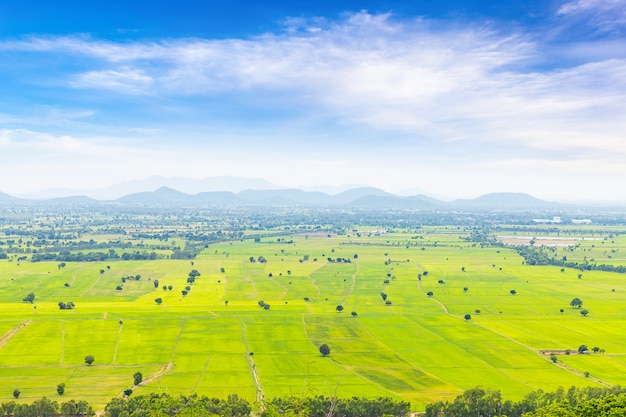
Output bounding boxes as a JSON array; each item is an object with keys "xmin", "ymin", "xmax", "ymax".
[{"xmin": 0, "ymin": 0, "xmax": 625, "ymax": 203}]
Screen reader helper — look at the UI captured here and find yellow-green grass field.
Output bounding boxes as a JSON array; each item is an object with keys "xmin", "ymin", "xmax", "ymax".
[{"xmin": 1, "ymin": 227, "xmax": 625, "ymax": 410}]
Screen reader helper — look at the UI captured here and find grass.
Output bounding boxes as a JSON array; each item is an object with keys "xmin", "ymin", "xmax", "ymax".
[{"xmin": 0, "ymin": 226, "xmax": 625, "ymax": 410}]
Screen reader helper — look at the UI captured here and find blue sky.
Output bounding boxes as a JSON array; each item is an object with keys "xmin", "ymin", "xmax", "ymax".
[{"xmin": 0, "ymin": 0, "xmax": 625, "ymax": 201}]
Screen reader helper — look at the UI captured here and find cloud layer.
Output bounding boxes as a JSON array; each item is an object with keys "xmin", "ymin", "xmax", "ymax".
[{"xmin": 1, "ymin": 10, "xmax": 625, "ymax": 200}]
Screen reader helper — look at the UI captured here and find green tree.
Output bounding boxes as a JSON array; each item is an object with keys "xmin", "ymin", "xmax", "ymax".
[
  {"xmin": 464, "ymin": 314, "xmax": 471, "ymax": 320},
  {"xmin": 154, "ymin": 298, "xmax": 162, "ymax": 305},
  {"xmin": 570, "ymin": 297, "xmax": 583, "ymax": 308},
  {"xmin": 57, "ymin": 382, "xmax": 66, "ymax": 395},
  {"xmin": 580, "ymin": 309, "xmax": 589, "ymax": 317},
  {"xmin": 319, "ymin": 343, "xmax": 330, "ymax": 357},
  {"xmin": 351, "ymin": 311, "xmax": 358, "ymax": 317},
  {"xmin": 84, "ymin": 355, "xmax": 95, "ymax": 366},
  {"xmin": 13, "ymin": 388, "xmax": 20, "ymax": 399},
  {"xmin": 133, "ymin": 372, "xmax": 143, "ymax": 386},
  {"xmin": 335, "ymin": 305, "xmax": 344, "ymax": 312},
  {"xmin": 23, "ymin": 292, "xmax": 35, "ymax": 303}
]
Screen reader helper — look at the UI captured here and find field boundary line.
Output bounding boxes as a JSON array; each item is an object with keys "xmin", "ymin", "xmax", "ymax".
[
  {"xmin": 112, "ymin": 321, "xmax": 123, "ymax": 364},
  {"xmin": 0, "ymin": 320, "xmax": 31, "ymax": 349},
  {"xmin": 169, "ymin": 319, "xmax": 185, "ymax": 363},
  {"xmin": 417, "ymin": 280, "xmax": 449, "ymax": 314},
  {"xmin": 472, "ymin": 321, "xmax": 612, "ymax": 387},
  {"xmin": 341, "ymin": 261, "xmax": 359, "ymax": 305},
  {"xmin": 120, "ymin": 362, "xmax": 174, "ymax": 398},
  {"xmin": 239, "ymin": 317, "xmax": 265, "ymax": 404},
  {"xmin": 192, "ymin": 355, "xmax": 212, "ymax": 392},
  {"xmin": 60, "ymin": 321, "xmax": 65, "ymax": 365}
]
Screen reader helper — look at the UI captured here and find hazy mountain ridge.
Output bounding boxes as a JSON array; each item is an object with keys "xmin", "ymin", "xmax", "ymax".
[{"xmin": 0, "ymin": 185, "xmax": 565, "ymax": 210}]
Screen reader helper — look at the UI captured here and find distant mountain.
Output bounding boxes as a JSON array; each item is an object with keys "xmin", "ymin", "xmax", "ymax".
[
  {"xmin": 116, "ymin": 187, "xmax": 192, "ymax": 205},
  {"xmin": 329, "ymin": 187, "xmax": 393, "ymax": 205},
  {"xmin": 45, "ymin": 196, "xmax": 99, "ymax": 205},
  {"xmin": 237, "ymin": 189, "xmax": 332, "ymax": 205},
  {"xmin": 19, "ymin": 175, "xmax": 284, "ymax": 200},
  {"xmin": 0, "ymin": 191, "xmax": 19, "ymax": 202},
  {"xmin": 451, "ymin": 192, "xmax": 557, "ymax": 209},
  {"xmin": 0, "ymin": 185, "xmax": 565, "ymax": 210}
]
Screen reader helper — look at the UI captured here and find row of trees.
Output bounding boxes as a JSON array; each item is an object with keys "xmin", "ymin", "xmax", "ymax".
[
  {"xmin": 425, "ymin": 385, "xmax": 626, "ymax": 417},
  {"xmin": 0, "ymin": 397, "xmax": 93, "ymax": 417},
  {"xmin": 4, "ymin": 386, "xmax": 626, "ymax": 417},
  {"xmin": 262, "ymin": 395, "xmax": 410, "ymax": 417}
]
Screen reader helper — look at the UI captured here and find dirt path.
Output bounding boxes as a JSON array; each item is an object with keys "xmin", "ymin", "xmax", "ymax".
[
  {"xmin": 0, "ymin": 320, "xmax": 31, "ymax": 349},
  {"xmin": 112, "ymin": 322, "xmax": 123, "ymax": 364},
  {"xmin": 416, "ymin": 277, "xmax": 609, "ymax": 386},
  {"xmin": 192, "ymin": 356, "xmax": 212, "ymax": 392},
  {"xmin": 240, "ymin": 318, "xmax": 264, "ymax": 404},
  {"xmin": 60, "ymin": 322, "xmax": 65, "ymax": 364},
  {"xmin": 340, "ymin": 262, "xmax": 360, "ymax": 305},
  {"xmin": 417, "ymin": 280, "xmax": 449, "ymax": 314},
  {"xmin": 117, "ymin": 362, "xmax": 175, "ymax": 398}
]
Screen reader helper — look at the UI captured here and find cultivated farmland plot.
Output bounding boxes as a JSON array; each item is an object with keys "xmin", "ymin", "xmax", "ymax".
[{"xmin": 1, "ymin": 225, "xmax": 625, "ymax": 410}]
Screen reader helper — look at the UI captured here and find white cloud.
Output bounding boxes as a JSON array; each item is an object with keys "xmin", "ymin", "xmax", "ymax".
[
  {"xmin": 1, "ymin": 12, "xmax": 625, "ymax": 200},
  {"xmin": 557, "ymin": 0, "xmax": 626, "ymax": 32}
]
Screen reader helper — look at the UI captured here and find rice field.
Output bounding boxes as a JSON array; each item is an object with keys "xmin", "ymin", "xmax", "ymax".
[{"xmin": 1, "ymin": 225, "xmax": 625, "ymax": 410}]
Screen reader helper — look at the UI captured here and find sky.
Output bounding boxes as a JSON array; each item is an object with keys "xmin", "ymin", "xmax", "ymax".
[{"xmin": 0, "ymin": 0, "xmax": 625, "ymax": 202}]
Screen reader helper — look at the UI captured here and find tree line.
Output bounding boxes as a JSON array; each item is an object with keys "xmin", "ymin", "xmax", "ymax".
[{"xmin": 425, "ymin": 385, "xmax": 626, "ymax": 417}]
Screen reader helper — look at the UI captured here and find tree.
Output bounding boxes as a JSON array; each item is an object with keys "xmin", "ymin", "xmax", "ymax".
[
  {"xmin": 427, "ymin": 291, "xmax": 434, "ymax": 297},
  {"xmin": 380, "ymin": 292, "xmax": 387, "ymax": 301},
  {"xmin": 124, "ymin": 388, "xmax": 133, "ymax": 397},
  {"xmin": 461, "ymin": 266, "xmax": 465, "ymax": 272},
  {"xmin": 464, "ymin": 314, "xmax": 471, "ymax": 320},
  {"xmin": 23, "ymin": 292, "xmax": 35, "ymax": 303},
  {"xmin": 463, "ymin": 287, "xmax": 469, "ymax": 293},
  {"xmin": 319, "ymin": 344, "xmax": 330, "ymax": 357},
  {"xmin": 510, "ymin": 289, "xmax": 517, "ymax": 295},
  {"xmin": 153, "ymin": 279, "xmax": 159, "ymax": 288},
  {"xmin": 550, "ymin": 354, "xmax": 557, "ymax": 363},
  {"xmin": 133, "ymin": 372, "xmax": 143, "ymax": 386},
  {"xmin": 578, "ymin": 345, "xmax": 589, "ymax": 354},
  {"xmin": 570, "ymin": 298, "xmax": 583, "ymax": 308},
  {"xmin": 84, "ymin": 355, "xmax": 95, "ymax": 366},
  {"xmin": 13, "ymin": 388, "xmax": 20, "ymax": 399},
  {"xmin": 351, "ymin": 311, "xmax": 358, "ymax": 317},
  {"xmin": 57, "ymin": 382, "xmax": 66, "ymax": 395},
  {"xmin": 335, "ymin": 305, "xmax": 344, "ymax": 312},
  {"xmin": 580, "ymin": 309, "xmax": 589, "ymax": 317},
  {"xmin": 155, "ymin": 298, "xmax": 162, "ymax": 305}
]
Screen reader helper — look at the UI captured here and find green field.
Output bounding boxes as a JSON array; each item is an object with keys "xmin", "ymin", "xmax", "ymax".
[{"xmin": 1, "ymin": 225, "xmax": 625, "ymax": 411}]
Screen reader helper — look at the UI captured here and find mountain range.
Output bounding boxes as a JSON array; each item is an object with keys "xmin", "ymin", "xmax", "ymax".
[{"xmin": 0, "ymin": 184, "xmax": 561, "ymax": 210}]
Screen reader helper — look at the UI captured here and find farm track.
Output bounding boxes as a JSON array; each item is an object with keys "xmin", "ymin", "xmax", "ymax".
[
  {"xmin": 340, "ymin": 261, "xmax": 359, "ymax": 305},
  {"xmin": 60, "ymin": 321, "xmax": 65, "ymax": 364},
  {"xmin": 472, "ymin": 321, "xmax": 612, "ymax": 387},
  {"xmin": 417, "ymin": 280, "xmax": 449, "ymax": 314},
  {"xmin": 0, "ymin": 320, "xmax": 30, "ymax": 349},
  {"xmin": 192, "ymin": 355, "xmax": 212, "ymax": 392},
  {"xmin": 417, "ymin": 272, "xmax": 610, "ymax": 387},
  {"xmin": 121, "ymin": 362, "xmax": 175, "ymax": 398},
  {"xmin": 239, "ymin": 318, "xmax": 264, "ymax": 403},
  {"xmin": 169, "ymin": 319, "xmax": 185, "ymax": 363},
  {"xmin": 112, "ymin": 322, "xmax": 123, "ymax": 364}
]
